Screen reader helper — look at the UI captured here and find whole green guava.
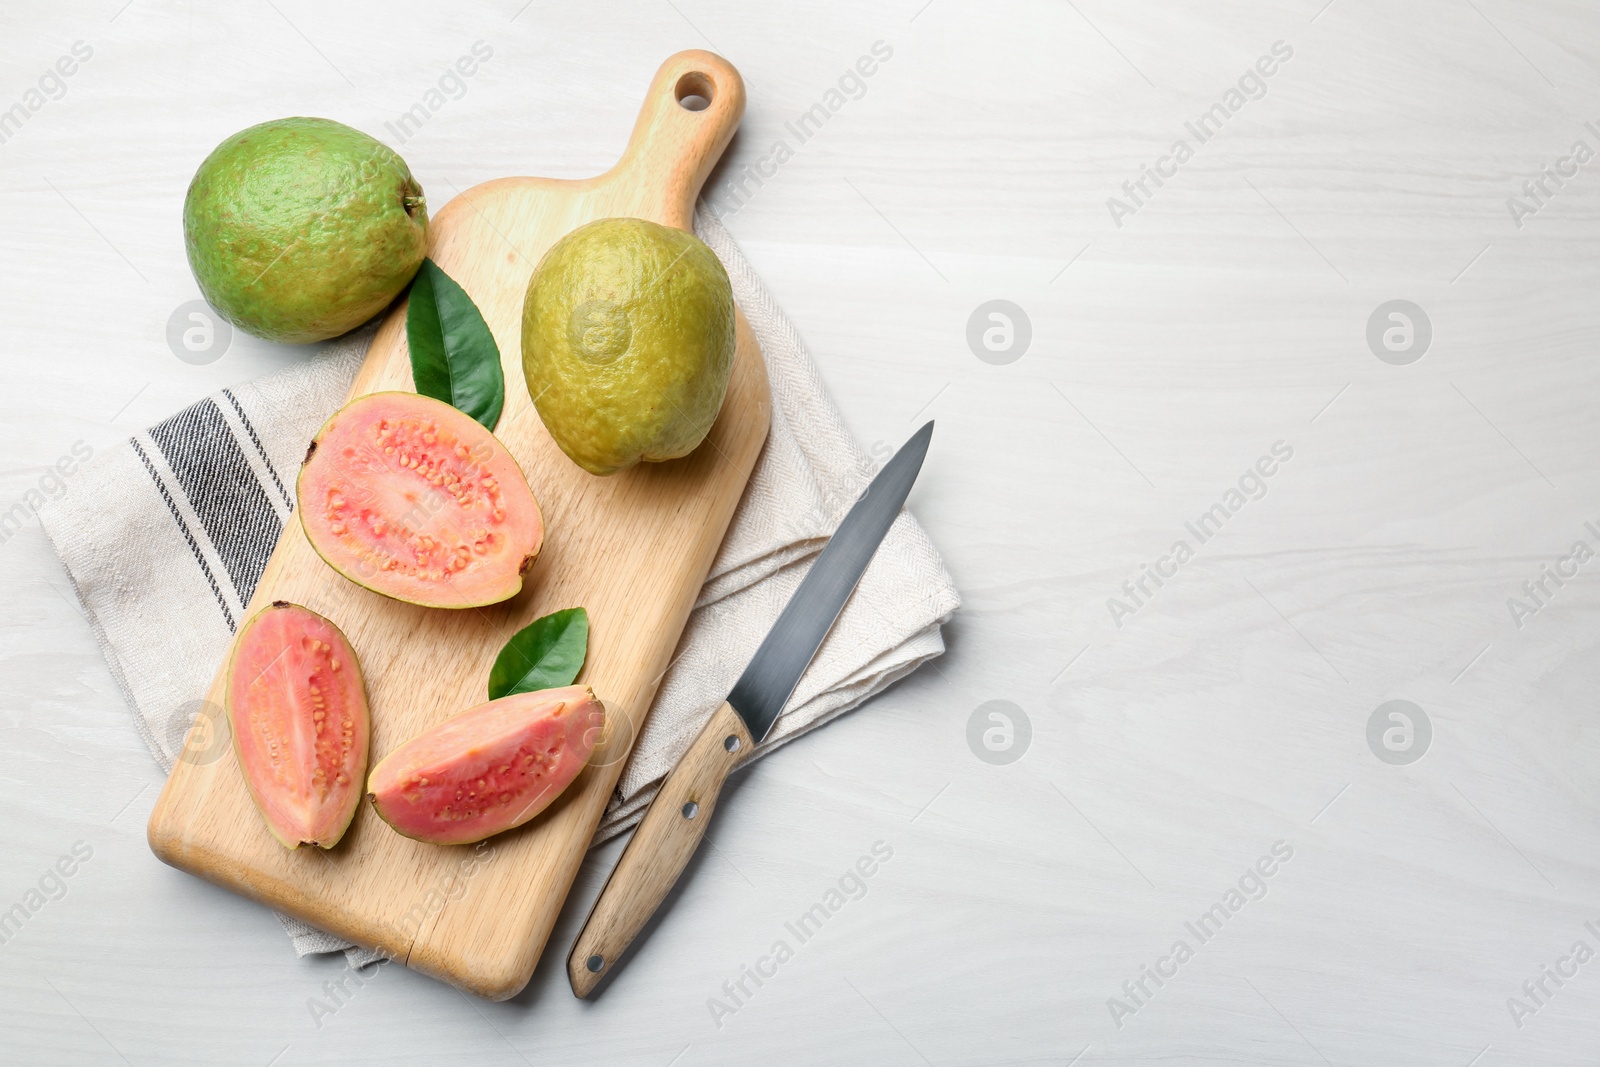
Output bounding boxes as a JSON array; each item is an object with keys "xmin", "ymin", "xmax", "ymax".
[
  {"xmin": 521, "ymin": 218, "xmax": 736, "ymax": 476},
  {"xmin": 183, "ymin": 117, "xmax": 427, "ymax": 344}
]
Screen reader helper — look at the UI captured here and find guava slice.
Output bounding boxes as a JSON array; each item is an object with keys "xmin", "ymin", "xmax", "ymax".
[
  {"xmin": 298, "ymin": 391, "xmax": 543, "ymax": 608},
  {"xmin": 367, "ymin": 685, "xmax": 604, "ymax": 846},
  {"xmin": 227, "ymin": 601, "xmax": 370, "ymax": 850}
]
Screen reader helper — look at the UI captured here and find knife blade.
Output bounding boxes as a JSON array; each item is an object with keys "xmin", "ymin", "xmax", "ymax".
[
  {"xmin": 727, "ymin": 418, "xmax": 934, "ymax": 743},
  {"xmin": 567, "ymin": 421, "xmax": 934, "ymax": 997}
]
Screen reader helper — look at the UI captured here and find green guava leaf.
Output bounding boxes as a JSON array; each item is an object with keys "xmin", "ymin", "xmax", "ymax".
[
  {"xmin": 406, "ymin": 258, "xmax": 504, "ymax": 430},
  {"xmin": 488, "ymin": 608, "xmax": 589, "ymax": 701}
]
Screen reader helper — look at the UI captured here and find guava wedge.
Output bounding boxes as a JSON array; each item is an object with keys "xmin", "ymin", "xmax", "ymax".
[
  {"xmin": 367, "ymin": 685, "xmax": 604, "ymax": 846},
  {"xmin": 227, "ymin": 601, "xmax": 370, "ymax": 850},
  {"xmin": 298, "ymin": 392, "xmax": 543, "ymax": 608}
]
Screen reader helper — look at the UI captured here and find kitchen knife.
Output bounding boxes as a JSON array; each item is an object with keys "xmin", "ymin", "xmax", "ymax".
[{"xmin": 567, "ymin": 420, "xmax": 934, "ymax": 997}]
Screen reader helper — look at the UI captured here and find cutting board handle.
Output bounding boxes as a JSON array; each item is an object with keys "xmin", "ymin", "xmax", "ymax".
[{"xmin": 601, "ymin": 49, "xmax": 746, "ymax": 228}]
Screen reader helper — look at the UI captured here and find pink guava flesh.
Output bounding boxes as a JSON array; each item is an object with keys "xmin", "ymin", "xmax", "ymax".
[
  {"xmin": 227, "ymin": 602, "xmax": 370, "ymax": 849},
  {"xmin": 367, "ymin": 685, "xmax": 605, "ymax": 846},
  {"xmin": 297, "ymin": 391, "xmax": 544, "ymax": 609}
]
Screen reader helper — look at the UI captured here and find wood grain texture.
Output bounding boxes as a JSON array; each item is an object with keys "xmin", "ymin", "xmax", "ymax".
[
  {"xmin": 144, "ymin": 49, "xmax": 771, "ymax": 1001},
  {"xmin": 567, "ymin": 699, "xmax": 752, "ymax": 996}
]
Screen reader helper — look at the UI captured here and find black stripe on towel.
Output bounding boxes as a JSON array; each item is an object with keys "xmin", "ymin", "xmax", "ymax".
[
  {"xmin": 131, "ymin": 436, "xmax": 236, "ymax": 631},
  {"xmin": 220, "ymin": 387, "xmax": 293, "ymax": 511},
  {"xmin": 148, "ymin": 398, "xmax": 284, "ymax": 608}
]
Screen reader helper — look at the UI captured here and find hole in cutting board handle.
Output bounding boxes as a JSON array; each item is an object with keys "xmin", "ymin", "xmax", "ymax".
[{"xmin": 675, "ymin": 71, "xmax": 713, "ymax": 111}]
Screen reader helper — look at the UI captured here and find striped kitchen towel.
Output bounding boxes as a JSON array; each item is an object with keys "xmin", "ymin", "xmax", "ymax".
[{"xmin": 38, "ymin": 210, "xmax": 960, "ymax": 960}]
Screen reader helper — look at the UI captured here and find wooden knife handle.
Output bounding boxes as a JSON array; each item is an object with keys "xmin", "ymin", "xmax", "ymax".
[{"xmin": 567, "ymin": 700, "xmax": 753, "ymax": 997}]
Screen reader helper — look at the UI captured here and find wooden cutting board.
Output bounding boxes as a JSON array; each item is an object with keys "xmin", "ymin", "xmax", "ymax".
[{"xmin": 146, "ymin": 50, "xmax": 770, "ymax": 1001}]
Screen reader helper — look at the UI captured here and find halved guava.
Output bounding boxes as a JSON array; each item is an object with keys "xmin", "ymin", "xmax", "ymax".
[
  {"xmin": 298, "ymin": 391, "xmax": 543, "ymax": 609},
  {"xmin": 227, "ymin": 601, "xmax": 370, "ymax": 850},
  {"xmin": 367, "ymin": 685, "xmax": 604, "ymax": 846}
]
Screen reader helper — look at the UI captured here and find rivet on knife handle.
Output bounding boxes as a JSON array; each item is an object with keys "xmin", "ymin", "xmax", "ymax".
[{"xmin": 567, "ymin": 700, "xmax": 753, "ymax": 997}]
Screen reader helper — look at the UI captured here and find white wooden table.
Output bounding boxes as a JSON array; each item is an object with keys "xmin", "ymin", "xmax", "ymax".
[{"xmin": 3, "ymin": 1, "xmax": 1598, "ymax": 1063}]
